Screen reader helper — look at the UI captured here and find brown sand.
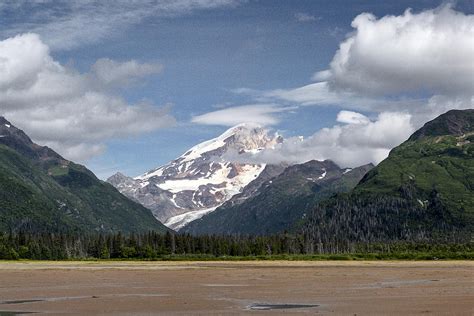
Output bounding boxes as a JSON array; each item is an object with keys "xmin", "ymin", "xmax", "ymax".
[{"xmin": 0, "ymin": 260, "xmax": 472, "ymax": 315}]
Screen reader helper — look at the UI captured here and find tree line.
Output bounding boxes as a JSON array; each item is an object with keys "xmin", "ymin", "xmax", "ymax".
[
  {"xmin": 0, "ymin": 230, "xmax": 471, "ymax": 260},
  {"xmin": 300, "ymin": 192, "xmax": 472, "ymax": 246}
]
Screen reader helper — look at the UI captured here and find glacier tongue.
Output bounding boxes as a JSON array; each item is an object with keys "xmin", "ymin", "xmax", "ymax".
[
  {"xmin": 107, "ymin": 123, "xmax": 281, "ymax": 230},
  {"xmin": 164, "ymin": 207, "xmax": 218, "ymax": 231}
]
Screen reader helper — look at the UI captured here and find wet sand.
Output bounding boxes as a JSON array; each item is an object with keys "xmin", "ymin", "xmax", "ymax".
[{"xmin": 0, "ymin": 260, "xmax": 472, "ymax": 315}]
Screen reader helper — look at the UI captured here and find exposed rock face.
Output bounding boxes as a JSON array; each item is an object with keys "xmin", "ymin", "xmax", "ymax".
[
  {"xmin": 409, "ymin": 109, "xmax": 474, "ymax": 140},
  {"xmin": 107, "ymin": 124, "xmax": 283, "ymax": 230},
  {"xmin": 0, "ymin": 117, "xmax": 64, "ymax": 163}
]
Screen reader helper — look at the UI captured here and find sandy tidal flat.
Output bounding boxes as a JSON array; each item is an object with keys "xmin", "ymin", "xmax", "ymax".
[{"xmin": 0, "ymin": 260, "xmax": 473, "ymax": 315}]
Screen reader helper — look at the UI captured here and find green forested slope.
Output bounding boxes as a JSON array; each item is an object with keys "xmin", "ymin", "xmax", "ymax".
[
  {"xmin": 299, "ymin": 109, "xmax": 474, "ymax": 243},
  {"xmin": 0, "ymin": 117, "xmax": 168, "ymax": 234},
  {"xmin": 356, "ymin": 109, "xmax": 473, "ymax": 221}
]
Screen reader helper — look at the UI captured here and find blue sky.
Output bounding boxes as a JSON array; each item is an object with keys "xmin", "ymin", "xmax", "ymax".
[{"xmin": 0, "ymin": 0, "xmax": 473, "ymax": 178}]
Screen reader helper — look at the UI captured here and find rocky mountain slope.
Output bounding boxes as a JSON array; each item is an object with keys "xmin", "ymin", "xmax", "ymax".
[
  {"xmin": 298, "ymin": 109, "xmax": 474, "ymax": 243},
  {"xmin": 108, "ymin": 124, "xmax": 283, "ymax": 230},
  {"xmin": 0, "ymin": 117, "xmax": 168, "ymax": 234},
  {"xmin": 183, "ymin": 160, "xmax": 373, "ymax": 235}
]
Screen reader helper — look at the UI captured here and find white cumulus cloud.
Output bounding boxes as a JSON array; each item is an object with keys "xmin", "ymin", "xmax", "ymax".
[
  {"xmin": 0, "ymin": 33, "xmax": 175, "ymax": 161},
  {"xmin": 261, "ymin": 5, "xmax": 474, "ymax": 111},
  {"xmin": 322, "ymin": 4, "xmax": 474, "ymax": 96}
]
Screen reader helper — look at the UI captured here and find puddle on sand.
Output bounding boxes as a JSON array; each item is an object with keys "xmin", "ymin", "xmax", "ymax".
[
  {"xmin": 248, "ymin": 304, "xmax": 319, "ymax": 310},
  {"xmin": 0, "ymin": 294, "xmax": 168, "ymax": 305},
  {"xmin": 0, "ymin": 300, "xmax": 44, "ymax": 305},
  {"xmin": 202, "ymin": 284, "xmax": 249, "ymax": 287},
  {"xmin": 0, "ymin": 312, "xmax": 36, "ymax": 315}
]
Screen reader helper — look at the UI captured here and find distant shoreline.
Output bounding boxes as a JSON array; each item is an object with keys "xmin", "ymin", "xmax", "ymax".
[
  {"xmin": 0, "ymin": 252, "xmax": 473, "ymax": 263},
  {"xmin": 1, "ymin": 259, "xmax": 473, "ymax": 269}
]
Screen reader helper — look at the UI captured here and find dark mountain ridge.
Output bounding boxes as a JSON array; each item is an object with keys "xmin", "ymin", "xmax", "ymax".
[
  {"xmin": 409, "ymin": 109, "xmax": 474, "ymax": 140},
  {"xmin": 183, "ymin": 160, "xmax": 373, "ymax": 235}
]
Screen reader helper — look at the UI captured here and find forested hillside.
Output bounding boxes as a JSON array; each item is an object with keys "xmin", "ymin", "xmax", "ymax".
[
  {"xmin": 0, "ymin": 117, "xmax": 168, "ymax": 234},
  {"xmin": 299, "ymin": 109, "xmax": 474, "ymax": 243}
]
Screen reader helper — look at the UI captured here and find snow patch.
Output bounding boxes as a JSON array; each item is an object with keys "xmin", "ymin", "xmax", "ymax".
[
  {"xmin": 157, "ymin": 163, "xmax": 264, "ymax": 194},
  {"xmin": 165, "ymin": 207, "xmax": 218, "ymax": 231},
  {"xmin": 136, "ymin": 167, "xmax": 163, "ymax": 180},
  {"xmin": 170, "ymin": 194, "xmax": 183, "ymax": 209},
  {"xmin": 318, "ymin": 169, "xmax": 327, "ymax": 180}
]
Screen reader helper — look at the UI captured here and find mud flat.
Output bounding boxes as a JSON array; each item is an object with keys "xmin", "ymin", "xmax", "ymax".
[{"xmin": 0, "ymin": 261, "xmax": 472, "ymax": 315}]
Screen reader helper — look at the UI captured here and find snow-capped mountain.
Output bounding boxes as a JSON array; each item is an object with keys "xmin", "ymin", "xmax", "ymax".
[{"xmin": 107, "ymin": 124, "xmax": 282, "ymax": 230}]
